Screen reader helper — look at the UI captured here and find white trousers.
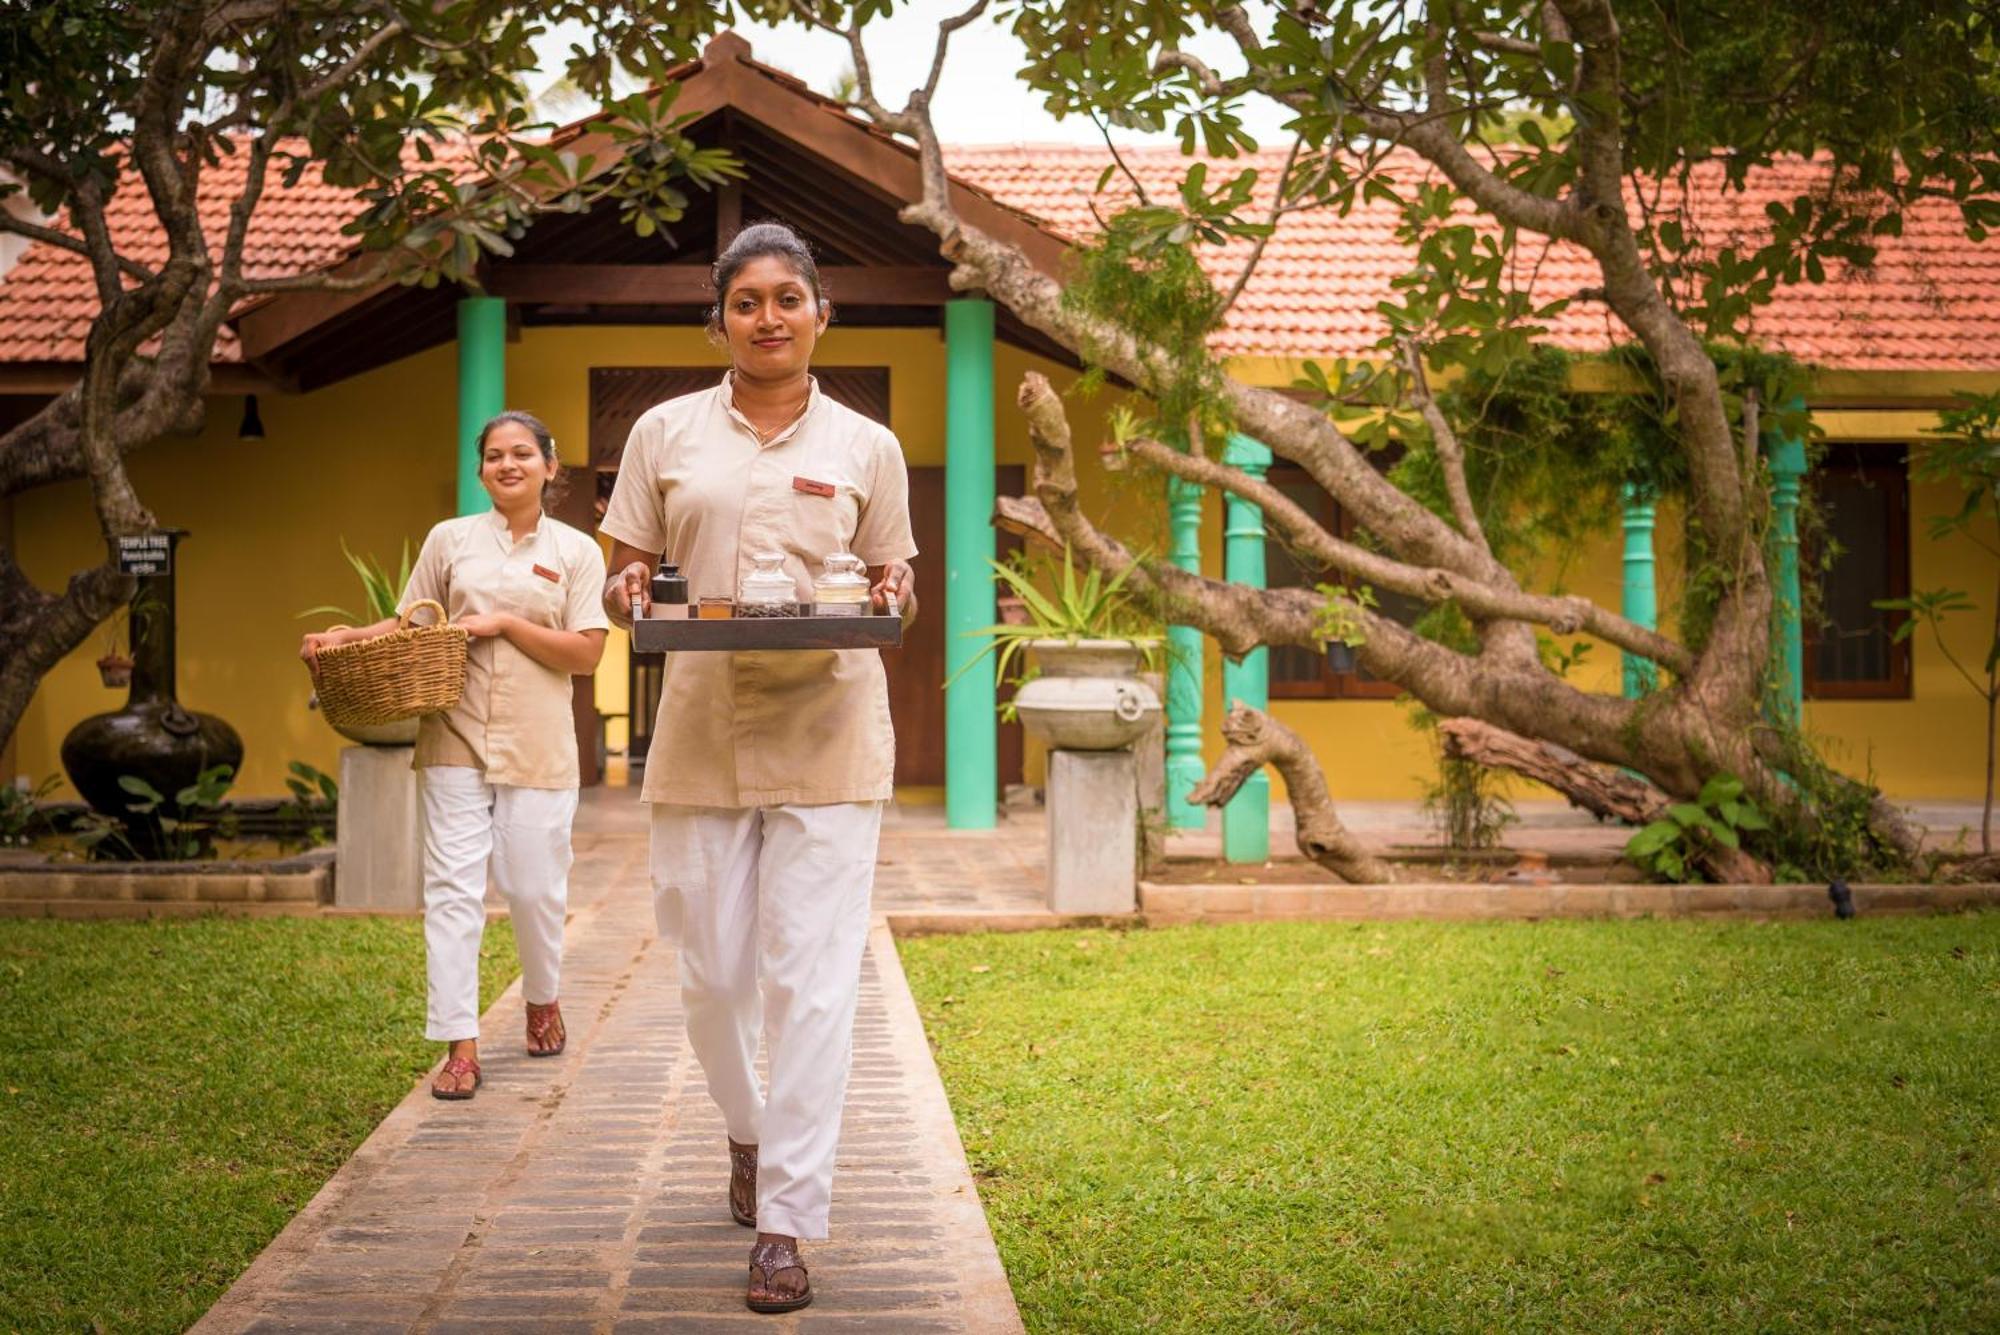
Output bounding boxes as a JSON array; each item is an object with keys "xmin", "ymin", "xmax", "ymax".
[
  {"xmin": 649, "ymin": 801, "xmax": 882, "ymax": 1241},
  {"xmin": 420, "ymin": 766, "xmax": 578, "ymax": 1042}
]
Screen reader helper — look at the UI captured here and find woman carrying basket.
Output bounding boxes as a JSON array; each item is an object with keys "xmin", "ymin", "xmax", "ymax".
[
  {"xmin": 301, "ymin": 411, "xmax": 608, "ymax": 1100},
  {"xmin": 599, "ymin": 221, "xmax": 916, "ymax": 1314}
]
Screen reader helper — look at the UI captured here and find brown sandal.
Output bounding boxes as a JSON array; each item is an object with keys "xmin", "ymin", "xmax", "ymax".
[
  {"xmin": 431, "ymin": 1054, "xmax": 481, "ymax": 1100},
  {"xmin": 729, "ymin": 1140, "xmax": 757, "ymax": 1228},
  {"xmin": 525, "ymin": 1000, "xmax": 566, "ymax": 1057},
  {"xmin": 746, "ymin": 1237, "xmax": 811, "ymax": 1314}
]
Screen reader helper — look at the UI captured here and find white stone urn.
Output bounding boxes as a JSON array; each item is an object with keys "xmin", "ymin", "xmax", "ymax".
[{"xmin": 1014, "ymin": 638, "xmax": 1162, "ymax": 751}]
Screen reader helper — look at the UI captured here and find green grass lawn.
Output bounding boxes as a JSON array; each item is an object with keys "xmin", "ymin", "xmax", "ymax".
[
  {"xmin": 0, "ymin": 914, "xmax": 519, "ymax": 1334},
  {"xmin": 900, "ymin": 914, "xmax": 2000, "ymax": 1333}
]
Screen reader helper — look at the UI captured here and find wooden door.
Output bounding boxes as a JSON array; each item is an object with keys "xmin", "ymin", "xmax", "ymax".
[{"xmin": 884, "ymin": 466, "xmax": 1025, "ymax": 788}]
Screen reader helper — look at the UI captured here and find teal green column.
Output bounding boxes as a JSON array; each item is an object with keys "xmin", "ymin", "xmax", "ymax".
[
  {"xmin": 1165, "ymin": 476, "xmax": 1207, "ymax": 830},
  {"xmin": 1620, "ymin": 483, "xmax": 1658, "ymax": 697},
  {"xmin": 456, "ymin": 296, "xmax": 507, "ymax": 516},
  {"xmin": 1221, "ymin": 435, "xmax": 1272, "ymax": 863},
  {"xmin": 1765, "ymin": 402, "xmax": 1809, "ymax": 728},
  {"xmin": 944, "ymin": 298, "xmax": 998, "ymax": 829}
]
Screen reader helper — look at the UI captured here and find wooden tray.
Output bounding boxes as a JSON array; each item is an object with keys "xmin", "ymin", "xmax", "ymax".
[{"xmin": 631, "ymin": 614, "xmax": 903, "ymax": 654}]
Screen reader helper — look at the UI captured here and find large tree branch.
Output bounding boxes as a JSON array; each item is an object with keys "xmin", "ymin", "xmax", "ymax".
[
  {"xmin": 1217, "ymin": 136, "xmax": 1299, "ymax": 318},
  {"xmin": 1214, "ymin": 4, "xmax": 1580, "ymax": 240},
  {"xmin": 1116, "ymin": 433, "xmax": 1694, "ymax": 675},
  {"xmin": 1399, "ymin": 338, "xmax": 1488, "ymax": 552},
  {"xmin": 919, "ymin": 0, "xmax": 991, "ymax": 108},
  {"xmin": 0, "ymin": 211, "xmax": 156, "ymax": 282},
  {"xmin": 1018, "ymin": 370, "xmax": 1654, "ymax": 776},
  {"xmin": 1189, "ymin": 704, "xmax": 1400, "ymax": 883},
  {"xmin": 236, "ymin": 256, "xmax": 398, "ymax": 295}
]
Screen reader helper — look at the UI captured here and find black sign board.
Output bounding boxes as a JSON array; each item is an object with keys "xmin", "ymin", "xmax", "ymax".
[{"xmin": 116, "ymin": 533, "xmax": 172, "ymax": 576}]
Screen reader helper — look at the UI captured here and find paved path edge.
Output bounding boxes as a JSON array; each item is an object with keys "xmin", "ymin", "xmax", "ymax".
[
  {"xmin": 869, "ymin": 918, "xmax": 1026, "ymax": 1335},
  {"xmin": 188, "ymin": 980, "xmax": 534, "ymax": 1334}
]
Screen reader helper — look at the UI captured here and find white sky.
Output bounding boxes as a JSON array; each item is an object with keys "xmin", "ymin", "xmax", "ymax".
[{"xmin": 539, "ymin": 3, "xmax": 1293, "ymax": 147}]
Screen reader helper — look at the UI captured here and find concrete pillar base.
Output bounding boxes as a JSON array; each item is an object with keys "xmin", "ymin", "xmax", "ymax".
[
  {"xmin": 1047, "ymin": 749, "xmax": 1137, "ymax": 914},
  {"xmin": 1137, "ymin": 671, "xmax": 1167, "ymax": 874},
  {"xmin": 335, "ymin": 745, "xmax": 423, "ymax": 912}
]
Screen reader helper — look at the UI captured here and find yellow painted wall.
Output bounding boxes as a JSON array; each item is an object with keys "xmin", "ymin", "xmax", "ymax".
[
  {"xmin": 15, "ymin": 344, "xmax": 460, "ymax": 798},
  {"xmin": 10, "ymin": 325, "xmax": 1997, "ymax": 804}
]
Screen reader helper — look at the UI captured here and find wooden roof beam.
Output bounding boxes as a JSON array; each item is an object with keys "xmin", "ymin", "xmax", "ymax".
[{"xmin": 487, "ymin": 264, "xmax": 954, "ymax": 306}]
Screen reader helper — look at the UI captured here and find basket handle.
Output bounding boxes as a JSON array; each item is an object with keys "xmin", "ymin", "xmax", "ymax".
[{"xmin": 400, "ymin": 599, "xmax": 448, "ymax": 629}]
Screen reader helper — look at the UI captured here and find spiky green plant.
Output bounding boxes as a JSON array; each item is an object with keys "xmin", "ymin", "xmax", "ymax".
[{"xmin": 296, "ymin": 539, "xmax": 413, "ymax": 626}]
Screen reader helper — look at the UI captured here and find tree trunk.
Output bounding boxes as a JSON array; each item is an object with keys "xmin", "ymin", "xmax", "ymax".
[
  {"xmin": 1187, "ymin": 704, "xmax": 1399, "ymax": 883},
  {"xmin": 0, "ymin": 550, "xmax": 133, "ymax": 758},
  {"xmin": 1437, "ymin": 717, "xmax": 1773, "ymax": 884}
]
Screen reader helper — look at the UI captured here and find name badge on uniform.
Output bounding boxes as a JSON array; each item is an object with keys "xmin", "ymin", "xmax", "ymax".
[
  {"xmin": 532, "ymin": 564, "xmax": 560, "ymax": 583},
  {"xmin": 792, "ymin": 476, "xmax": 836, "ymax": 498}
]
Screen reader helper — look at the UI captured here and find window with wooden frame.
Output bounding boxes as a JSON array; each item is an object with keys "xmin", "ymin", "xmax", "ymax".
[
  {"xmin": 1263, "ymin": 463, "xmax": 1425, "ymax": 700},
  {"xmin": 1805, "ymin": 443, "xmax": 1911, "ymax": 700}
]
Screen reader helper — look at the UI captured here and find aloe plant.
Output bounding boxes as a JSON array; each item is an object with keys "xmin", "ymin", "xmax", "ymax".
[
  {"xmin": 951, "ymin": 544, "xmax": 1165, "ymax": 691},
  {"xmin": 297, "ymin": 538, "xmax": 413, "ymax": 626}
]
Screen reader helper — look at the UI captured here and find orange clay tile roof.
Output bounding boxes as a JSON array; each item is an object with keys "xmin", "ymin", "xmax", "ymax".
[
  {"xmin": 2, "ymin": 140, "xmax": 1993, "ymax": 372},
  {"xmin": 0, "ymin": 152, "xmax": 376, "ymax": 365},
  {"xmin": 942, "ymin": 144, "xmax": 2000, "ymax": 371}
]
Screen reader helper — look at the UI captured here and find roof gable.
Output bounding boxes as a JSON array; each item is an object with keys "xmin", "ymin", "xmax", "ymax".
[{"xmin": 0, "ymin": 34, "xmax": 1994, "ymax": 379}]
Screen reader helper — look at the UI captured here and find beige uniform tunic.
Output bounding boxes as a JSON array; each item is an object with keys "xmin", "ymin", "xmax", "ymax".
[
  {"xmin": 398, "ymin": 511, "xmax": 610, "ymax": 790},
  {"xmin": 600, "ymin": 374, "xmax": 918, "ymax": 808}
]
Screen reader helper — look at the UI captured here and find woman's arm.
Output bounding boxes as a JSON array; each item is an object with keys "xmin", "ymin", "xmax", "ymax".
[
  {"xmin": 299, "ymin": 616, "xmax": 399, "ymax": 665},
  {"xmin": 602, "ymin": 540, "xmax": 658, "ymax": 630},
  {"xmin": 463, "ymin": 616, "xmax": 607, "ymax": 675}
]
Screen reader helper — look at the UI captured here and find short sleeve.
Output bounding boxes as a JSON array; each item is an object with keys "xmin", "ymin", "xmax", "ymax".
[
  {"xmin": 397, "ymin": 524, "xmax": 448, "ymax": 618},
  {"xmin": 598, "ymin": 412, "xmax": 668, "ymax": 555},
  {"xmin": 852, "ymin": 427, "xmax": 918, "ymax": 566},
  {"xmin": 564, "ymin": 532, "xmax": 612, "ymax": 633}
]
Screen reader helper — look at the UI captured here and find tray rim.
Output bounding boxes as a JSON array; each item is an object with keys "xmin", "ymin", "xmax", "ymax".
[{"xmin": 630, "ymin": 612, "xmax": 903, "ymax": 654}]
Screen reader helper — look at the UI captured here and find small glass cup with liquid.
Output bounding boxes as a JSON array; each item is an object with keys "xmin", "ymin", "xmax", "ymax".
[{"xmin": 813, "ymin": 552, "xmax": 871, "ymax": 616}]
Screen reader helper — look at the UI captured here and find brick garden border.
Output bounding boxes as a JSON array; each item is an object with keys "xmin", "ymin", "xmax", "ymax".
[
  {"xmin": 0, "ymin": 849, "xmax": 333, "ymax": 919},
  {"xmin": 885, "ymin": 881, "xmax": 2000, "ymax": 935},
  {"xmin": 1138, "ymin": 879, "xmax": 2000, "ymax": 923}
]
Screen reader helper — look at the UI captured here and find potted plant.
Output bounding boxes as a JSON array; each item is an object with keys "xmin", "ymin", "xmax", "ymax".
[
  {"xmin": 298, "ymin": 539, "xmax": 419, "ymax": 746},
  {"xmin": 95, "ymin": 638, "xmax": 133, "ymax": 690},
  {"xmin": 92, "ymin": 594, "xmax": 151, "ymax": 689},
  {"xmin": 958, "ymin": 546, "xmax": 1165, "ymax": 750}
]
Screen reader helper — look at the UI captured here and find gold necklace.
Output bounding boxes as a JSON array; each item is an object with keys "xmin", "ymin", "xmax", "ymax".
[{"xmin": 734, "ymin": 383, "xmax": 810, "ymax": 444}]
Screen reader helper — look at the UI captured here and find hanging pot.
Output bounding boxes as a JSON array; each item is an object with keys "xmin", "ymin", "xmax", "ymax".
[
  {"xmin": 1325, "ymin": 641, "xmax": 1358, "ymax": 674},
  {"xmin": 96, "ymin": 654, "xmax": 134, "ymax": 690}
]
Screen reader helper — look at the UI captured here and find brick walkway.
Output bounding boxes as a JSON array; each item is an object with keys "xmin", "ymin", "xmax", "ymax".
[{"xmin": 194, "ymin": 793, "xmax": 1021, "ymax": 1334}]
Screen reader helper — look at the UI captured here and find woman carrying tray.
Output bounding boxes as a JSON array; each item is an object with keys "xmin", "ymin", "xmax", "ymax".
[
  {"xmin": 599, "ymin": 221, "xmax": 917, "ymax": 1315},
  {"xmin": 301, "ymin": 410, "xmax": 608, "ymax": 1100}
]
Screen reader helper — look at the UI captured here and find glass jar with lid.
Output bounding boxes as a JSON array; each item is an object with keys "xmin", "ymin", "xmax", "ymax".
[
  {"xmin": 813, "ymin": 552, "xmax": 870, "ymax": 616},
  {"xmin": 738, "ymin": 551, "xmax": 799, "ymax": 618}
]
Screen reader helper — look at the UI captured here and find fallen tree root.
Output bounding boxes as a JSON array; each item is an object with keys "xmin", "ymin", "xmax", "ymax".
[
  {"xmin": 1188, "ymin": 703, "xmax": 1399, "ymax": 884},
  {"xmin": 1438, "ymin": 717, "xmax": 1772, "ymax": 884}
]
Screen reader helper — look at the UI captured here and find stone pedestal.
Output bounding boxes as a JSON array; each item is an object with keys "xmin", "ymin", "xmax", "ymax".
[
  {"xmin": 1047, "ymin": 749, "xmax": 1137, "ymax": 914},
  {"xmin": 1136, "ymin": 671, "xmax": 1167, "ymax": 873},
  {"xmin": 336, "ymin": 745, "xmax": 423, "ymax": 911}
]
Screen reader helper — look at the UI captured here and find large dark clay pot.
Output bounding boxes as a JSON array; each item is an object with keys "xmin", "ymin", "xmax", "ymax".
[{"xmin": 61, "ymin": 532, "xmax": 243, "ymax": 859}]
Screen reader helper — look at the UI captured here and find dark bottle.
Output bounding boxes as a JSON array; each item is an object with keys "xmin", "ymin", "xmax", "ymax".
[{"xmin": 650, "ymin": 563, "xmax": 690, "ymax": 614}]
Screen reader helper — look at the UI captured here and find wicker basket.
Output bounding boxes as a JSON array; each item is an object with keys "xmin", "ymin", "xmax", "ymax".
[{"xmin": 312, "ymin": 599, "xmax": 469, "ymax": 728}]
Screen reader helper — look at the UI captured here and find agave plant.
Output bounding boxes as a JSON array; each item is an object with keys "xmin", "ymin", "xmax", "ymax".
[
  {"xmin": 297, "ymin": 538, "xmax": 413, "ymax": 626},
  {"xmin": 952, "ymin": 544, "xmax": 1165, "ymax": 691}
]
